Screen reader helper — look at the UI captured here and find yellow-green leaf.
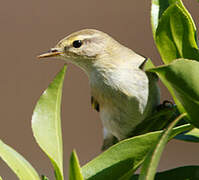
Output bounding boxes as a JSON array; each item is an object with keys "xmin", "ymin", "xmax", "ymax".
[
  {"xmin": 131, "ymin": 166, "xmax": 199, "ymax": 180},
  {"xmin": 151, "ymin": 0, "xmax": 183, "ymax": 37},
  {"xmin": 175, "ymin": 127, "xmax": 199, "ymax": 142},
  {"xmin": 41, "ymin": 175, "xmax": 49, "ymax": 180},
  {"xmin": 69, "ymin": 150, "xmax": 84, "ymax": 180},
  {"xmin": 32, "ymin": 65, "xmax": 67, "ymax": 180},
  {"xmin": 149, "ymin": 59, "xmax": 199, "ymax": 128},
  {"xmin": 0, "ymin": 140, "xmax": 40, "ymax": 180},
  {"xmin": 155, "ymin": 2, "xmax": 199, "ymax": 64},
  {"xmin": 139, "ymin": 113, "xmax": 186, "ymax": 180},
  {"xmin": 82, "ymin": 124, "xmax": 192, "ymax": 180}
]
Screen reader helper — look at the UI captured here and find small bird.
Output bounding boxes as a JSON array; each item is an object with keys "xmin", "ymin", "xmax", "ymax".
[{"xmin": 38, "ymin": 29, "xmax": 160, "ymax": 150}]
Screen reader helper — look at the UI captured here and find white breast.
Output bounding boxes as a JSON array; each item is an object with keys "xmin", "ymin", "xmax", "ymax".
[{"xmin": 89, "ymin": 59, "xmax": 149, "ymax": 140}]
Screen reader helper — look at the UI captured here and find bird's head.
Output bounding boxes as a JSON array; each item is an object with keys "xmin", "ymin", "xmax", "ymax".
[{"xmin": 38, "ymin": 29, "xmax": 119, "ymax": 71}]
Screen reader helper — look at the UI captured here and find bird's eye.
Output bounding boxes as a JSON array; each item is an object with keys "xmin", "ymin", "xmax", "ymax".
[
  {"xmin": 51, "ymin": 49, "xmax": 58, "ymax": 53},
  {"xmin": 72, "ymin": 40, "xmax": 82, "ymax": 48}
]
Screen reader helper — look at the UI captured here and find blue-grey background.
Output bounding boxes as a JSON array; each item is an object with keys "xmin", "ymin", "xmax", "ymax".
[{"xmin": 0, "ymin": 0, "xmax": 198, "ymax": 179}]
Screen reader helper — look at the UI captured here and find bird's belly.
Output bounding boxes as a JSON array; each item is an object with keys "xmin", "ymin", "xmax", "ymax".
[
  {"xmin": 99, "ymin": 95, "xmax": 144, "ymax": 140},
  {"xmin": 90, "ymin": 66, "xmax": 154, "ymax": 140}
]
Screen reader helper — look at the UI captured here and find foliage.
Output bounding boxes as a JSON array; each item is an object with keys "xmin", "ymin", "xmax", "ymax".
[
  {"xmin": 0, "ymin": 140, "xmax": 40, "ymax": 180},
  {"xmin": 0, "ymin": 0, "xmax": 199, "ymax": 180},
  {"xmin": 69, "ymin": 150, "xmax": 84, "ymax": 180},
  {"xmin": 131, "ymin": 166, "xmax": 199, "ymax": 180},
  {"xmin": 138, "ymin": 113, "xmax": 186, "ymax": 180},
  {"xmin": 32, "ymin": 65, "xmax": 66, "ymax": 180}
]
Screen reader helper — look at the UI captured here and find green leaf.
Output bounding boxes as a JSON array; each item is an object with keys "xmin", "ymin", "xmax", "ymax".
[
  {"xmin": 82, "ymin": 124, "xmax": 192, "ymax": 180},
  {"xmin": 175, "ymin": 127, "xmax": 199, "ymax": 142},
  {"xmin": 132, "ymin": 103, "xmax": 182, "ymax": 137},
  {"xmin": 144, "ymin": 58, "xmax": 155, "ymax": 70},
  {"xmin": 69, "ymin": 150, "xmax": 84, "ymax": 180},
  {"xmin": 0, "ymin": 176, "xmax": 2, "ymax": 180},
  {"xmin": 149, "ymin": 59, "xmax": 199, "ymax": 128},
  {"xmin": 0, "ymin": 140, "xmax": 40, "ymax": 180},
  {"xmin": 151, "ymin": 1, "xmax": 199, "ymax": 116},
  {"xmin": 155, "ymin": 2, "xmax": 199, "ymax": 64},
  {"xmin": 32, "ymin": 65, "xmax": 67, "ymax": 180},
  {"xmin": 41, "ymin": 175, "xmax": 49, "ymax": 180},
  {"xmin": 151, "ymin": 0, "xmax": 182, "ymax": 37},
  {"xmin": 131, "ymin": 166, "xmax": 199, "ymax": 180},
  {"xmin": 139, "ymin": 113, "xmax": 186, "ymax": 180},
  {"xmin": 150, "ymin": 0, "xmax": 198, "ymax": 115}
]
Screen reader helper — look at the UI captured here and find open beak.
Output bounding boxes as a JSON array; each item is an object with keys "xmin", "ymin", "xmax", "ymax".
[{"xmin": 37, "ymin": 49, "xmax": 63, "ymax": 59}]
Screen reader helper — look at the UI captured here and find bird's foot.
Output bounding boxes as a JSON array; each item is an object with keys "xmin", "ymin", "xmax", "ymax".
[{"xmin": 156, "ymin": 100, "xmax": 174, "ymax": 111}]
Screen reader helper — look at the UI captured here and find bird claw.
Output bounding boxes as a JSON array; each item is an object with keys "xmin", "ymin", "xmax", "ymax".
[{"xmin": 156, "ymin": 100, "xmax": 174, "ymax": 111}]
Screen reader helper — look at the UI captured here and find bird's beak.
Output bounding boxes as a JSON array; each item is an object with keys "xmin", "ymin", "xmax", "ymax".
[{"xmin": 37, "ymin": 48, "xmax": 63, "ymax": 59}]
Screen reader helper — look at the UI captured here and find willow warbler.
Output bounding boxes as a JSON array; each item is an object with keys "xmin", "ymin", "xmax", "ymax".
[{"xmin": 38, "ymin": 29, "xmax": 160, "ymax": 149}]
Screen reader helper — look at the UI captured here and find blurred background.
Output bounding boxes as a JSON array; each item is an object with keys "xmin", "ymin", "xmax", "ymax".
[{"xmin": 0, "ymin": 0, "xmax": 199, "ymax": 179}]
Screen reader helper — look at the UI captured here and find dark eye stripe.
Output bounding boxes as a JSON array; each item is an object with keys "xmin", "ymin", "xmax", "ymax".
[{"xmin": 73, "ymin": 40, "xmax": 82, "ymax": 48}]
